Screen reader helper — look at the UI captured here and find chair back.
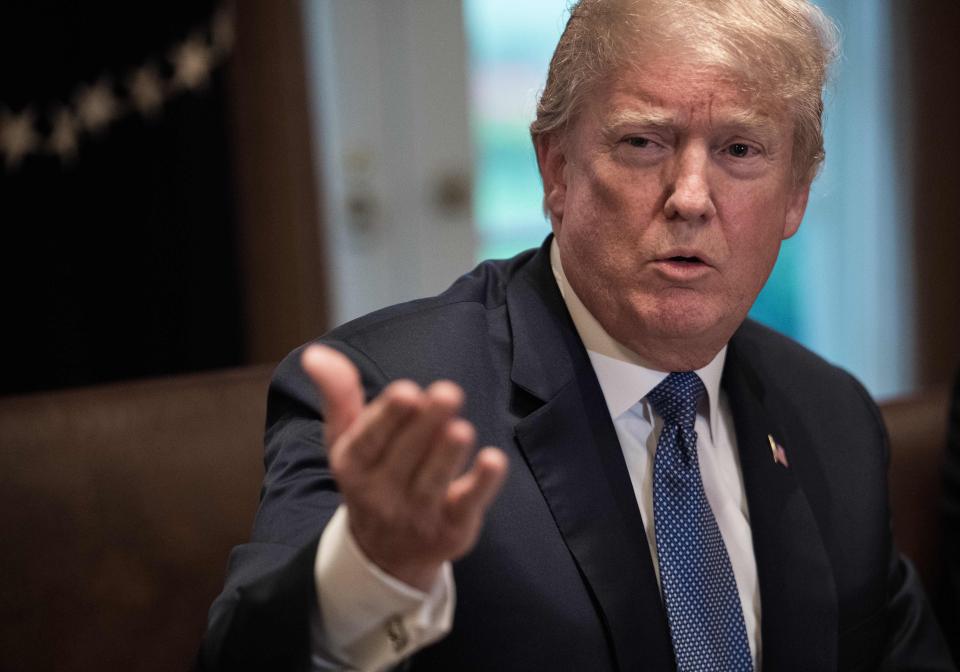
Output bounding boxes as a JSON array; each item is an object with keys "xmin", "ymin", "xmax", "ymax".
[
  {"xmin": 0, "ymin": 366, "xmax": 273, "ymax": 671},
  {"xmin": 881, "ymin": 387, "xmax": 950, "ymax": 592}
]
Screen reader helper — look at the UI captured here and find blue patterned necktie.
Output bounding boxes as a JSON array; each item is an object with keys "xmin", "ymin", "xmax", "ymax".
[{"xmin": 648, "ymin": 372, "xmax": 753, "ymax": 672}]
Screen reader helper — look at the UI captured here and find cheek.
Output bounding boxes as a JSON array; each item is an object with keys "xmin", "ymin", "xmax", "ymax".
[
  {"xmin": 560, "ymin": 177, "xmax": 639, "ymax": 299},
  {"xmin": 594, "ymin": 163, "xmax": 666, "ymax": 217},
  {"xmin": 720, "ymin": 184, "xmax": 791, "ymax": 246},
  {"xmin": 589, "ymin": 167, "xmax": 631, "ymax": 211},
  {"xmin": 718, "ymin": 194, "xmax": 791, "ymax": 289},
  {"xmin": 723, "ymin": 221, "xmax": 784, "ymax": 298},
  {"xmin": 569, "ymin": 167, "xmax": 659, "ymax": 243}
]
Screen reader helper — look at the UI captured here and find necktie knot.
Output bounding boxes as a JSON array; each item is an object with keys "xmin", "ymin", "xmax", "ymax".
[{"xmin": 647, "ymin": 371, "xmax": 705, "ymax": 430}]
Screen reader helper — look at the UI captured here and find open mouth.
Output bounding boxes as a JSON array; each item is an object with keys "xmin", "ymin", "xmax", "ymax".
[{"xmin": 654, "ymin": 254, "xmax": 712, "ymax": 280}]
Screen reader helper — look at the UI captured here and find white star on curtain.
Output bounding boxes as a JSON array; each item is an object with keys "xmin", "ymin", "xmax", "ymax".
[
  {"xmin": 0, "ymin": 4, "xmax": 234, "ymax": 170},
  {"xmin": 76, "ymin": 79, "xmax": 119, "ymax": 133},
  {"xmin": 171, "ymin": 34, "xmax": 213, "ymax": 91},
  {"xmin": 48, "ymin": 108, "xmax": 80, "ymax": 162},
  {"xmin": 129, "ymin": 65, "xmax": 165, "ymax": 116},
  {"xmin": 0, "ymin": 108, "xmax": 39, "ymax": 170}
]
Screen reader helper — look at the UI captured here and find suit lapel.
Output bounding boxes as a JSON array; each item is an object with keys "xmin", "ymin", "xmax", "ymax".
[
  {"xmin": 724, "ymin": 333, "xmax": 838, "ymax": 670},
  {"xmin": 507, "ymin": 244, "xmax": 674, "ymax": 672}
]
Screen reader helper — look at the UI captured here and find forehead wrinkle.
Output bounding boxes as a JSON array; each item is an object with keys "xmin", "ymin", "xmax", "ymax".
[{"xmin": 716, "ymin": 107, "xmax": 780, "ymax": 133}]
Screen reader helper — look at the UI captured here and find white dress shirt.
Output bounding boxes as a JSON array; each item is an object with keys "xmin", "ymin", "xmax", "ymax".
[{"xmin": 310, "ymin": 239, "xmax": 762, "ymax": 671}]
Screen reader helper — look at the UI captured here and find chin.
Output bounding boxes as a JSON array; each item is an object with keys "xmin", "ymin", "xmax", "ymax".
[
  {"xmin": 617, "ymin": 298, "xmax": 738, "ymax": 369},
  {"xmin": 641, "ymin": 299, "xmax": 722, "ymax": 340}
]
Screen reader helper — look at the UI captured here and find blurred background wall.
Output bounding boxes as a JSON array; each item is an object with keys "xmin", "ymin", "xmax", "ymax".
[{"xmin": 1, "ymin": 0, "xmax": 955, "ymax": 400}]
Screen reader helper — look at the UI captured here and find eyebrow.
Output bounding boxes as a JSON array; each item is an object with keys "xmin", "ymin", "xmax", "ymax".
[
  {"xmin": 601, "ymin": 109, "xmax": 677, "ymax": 134},
  {"xmin": 601, "ymin": 107, "xmax": 781, "ymax": 138}
]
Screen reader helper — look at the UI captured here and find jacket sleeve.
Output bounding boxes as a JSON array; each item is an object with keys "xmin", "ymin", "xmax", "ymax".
[{"xmin": 880, "ymin": 551, "xmax": 956, "ymax": 671}]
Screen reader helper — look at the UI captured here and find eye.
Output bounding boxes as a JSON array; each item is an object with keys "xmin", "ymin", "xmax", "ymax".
[
  {"xmin": 616, "ymin": 134, "xmax": 667, "ymax": 165},
  {"xmin": 626, "ymin": 137, "xmax": 651, "ymax": 148},
  {"xmin": 726, "ymin": 142, "xmax": 753, "ymax": 158}
]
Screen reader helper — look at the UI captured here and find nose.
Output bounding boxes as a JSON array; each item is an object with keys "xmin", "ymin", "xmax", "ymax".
[{"xmin": 662, "ymin": 145, "xmax": 716, "ymax": 222}]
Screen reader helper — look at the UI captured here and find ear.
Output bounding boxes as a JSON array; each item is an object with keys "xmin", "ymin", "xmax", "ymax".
[
  {"xmin": 782, "ymin": 181, "xmax": 811, "ymax": 240},
  {"xmin": 534, "ymin": 132, "xmax": 568, "ymax": 233}
]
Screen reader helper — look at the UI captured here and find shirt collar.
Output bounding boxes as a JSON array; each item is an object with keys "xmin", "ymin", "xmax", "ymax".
[{"xmin": 549, "ymin": 238, "xmax": 727, "ymax": 439}]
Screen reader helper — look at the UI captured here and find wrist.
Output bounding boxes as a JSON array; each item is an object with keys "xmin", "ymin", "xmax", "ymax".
[
  {"xmin": 366, "ymin": 555, "xmax": 442, "ymax": 593},
  {"xmin": 347, "ymin": 517, "xmax": 442, "ymax": 593}
]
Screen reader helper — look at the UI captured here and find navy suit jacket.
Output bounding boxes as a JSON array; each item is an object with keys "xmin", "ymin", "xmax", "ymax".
[{"xmin": 199, "ymin": 238, "xmax": 953, "ymax": 671}]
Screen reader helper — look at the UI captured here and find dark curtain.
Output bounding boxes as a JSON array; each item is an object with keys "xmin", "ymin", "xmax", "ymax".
[{"xmin": 0, "ymin": 3, "xmax": 243, "ymax": 396}]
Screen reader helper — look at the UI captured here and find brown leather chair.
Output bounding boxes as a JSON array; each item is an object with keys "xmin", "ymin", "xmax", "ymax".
[
  {"xmin": 882, "ymin": 386, "xmax": 951, "ymax": 595},
  {"xmin": 0, "ymin": 366, "xmax": 273, "ymax": 672}
]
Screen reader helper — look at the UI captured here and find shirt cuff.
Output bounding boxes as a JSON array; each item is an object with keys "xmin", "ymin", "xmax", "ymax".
[{"xmin": 312, "ymin": 505, "xmax": 454, "ymax": 671}]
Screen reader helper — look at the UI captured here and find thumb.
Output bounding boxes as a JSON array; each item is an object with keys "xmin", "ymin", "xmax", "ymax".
[{"xmin": 301, "ymin": 344, "xmax": 364, "ymax": 443}]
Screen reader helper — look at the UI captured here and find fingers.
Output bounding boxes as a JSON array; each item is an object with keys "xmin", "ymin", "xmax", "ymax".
[
  {"xmin": 380, "ymin": 380, "xmax": 464, "ymax": 487},
  {"xmin": 408, "ymin": 417, "xmax": 475, "ymax": 505},
  {"xmin": 302, "ymin": 345, "xmax": 364, "ymax": 443},
  {"xmin": 445, "ymin": 447, "xmax": 509, "ymax": 525},
  {"xmin": 333, "ymin": 379, "xmax": 422, "ymax": 467},
  {"xmin": 304, "ymin": 350, "xmax": 474, "ymax": 495}
]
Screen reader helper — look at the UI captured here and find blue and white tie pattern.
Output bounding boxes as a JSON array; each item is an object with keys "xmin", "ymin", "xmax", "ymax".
[{"xmin": 648, "ymin": 372, "xmax": 753, "ymax": 672}]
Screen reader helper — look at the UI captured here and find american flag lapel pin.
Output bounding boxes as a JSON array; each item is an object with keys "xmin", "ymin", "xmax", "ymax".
[{"xmin": 767, "ymin": 434, "xmax": 789, "ymax": 468}]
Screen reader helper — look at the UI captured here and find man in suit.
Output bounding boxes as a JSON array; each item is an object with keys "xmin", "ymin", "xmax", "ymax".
[{"xmin": 200, "ymin": 0, "xmax": 954, "ymax": 670}]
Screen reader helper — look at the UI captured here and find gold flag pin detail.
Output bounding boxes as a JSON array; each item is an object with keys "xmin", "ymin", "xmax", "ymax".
[{"xmin": 768, "ymin": 434, "xmax": 789, "ymax": 468}]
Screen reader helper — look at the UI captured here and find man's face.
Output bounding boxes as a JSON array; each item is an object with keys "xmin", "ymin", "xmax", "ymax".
[{"xmin": 538, "ymin": 58, "xmax": 811, "ymax": 370}]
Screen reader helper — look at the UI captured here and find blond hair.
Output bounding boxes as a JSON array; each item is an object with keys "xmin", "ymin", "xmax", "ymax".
[{"xmin": 530, "ymin": 0, "xmax": 840, "ymax": 184}]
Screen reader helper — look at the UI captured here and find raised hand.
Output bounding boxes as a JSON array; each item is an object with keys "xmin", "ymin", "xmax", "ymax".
[{"xmin": 302, "ymin": 344, "xmax": 509, "ymax": 591}]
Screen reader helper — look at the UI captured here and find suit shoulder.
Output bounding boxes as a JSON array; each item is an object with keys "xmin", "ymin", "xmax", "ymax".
[
  {"xmin": 732, "ymin": 319, "xmax": 879, "ymax": 419},
  {"xmin": 271, "ymin": 248, "xmax": 540, "ymax": 391}
]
